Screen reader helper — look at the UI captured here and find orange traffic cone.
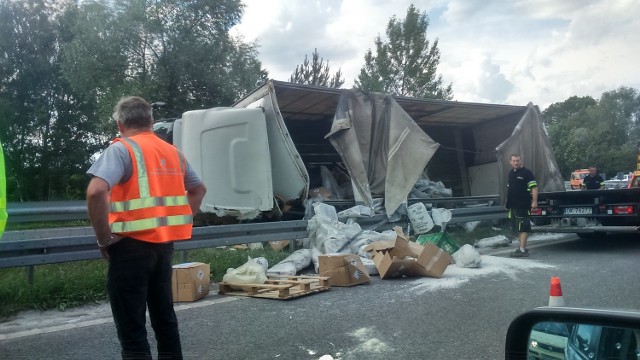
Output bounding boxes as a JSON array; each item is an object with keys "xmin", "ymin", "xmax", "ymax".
[{"xmin": 548, "ymin": 276, "xmax": 566, "ymax": 306}]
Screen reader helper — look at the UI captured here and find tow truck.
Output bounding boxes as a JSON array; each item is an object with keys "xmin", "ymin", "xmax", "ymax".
[{"xmin": 531, "ymin": 152, "xmax": 640, "ymax": 237}]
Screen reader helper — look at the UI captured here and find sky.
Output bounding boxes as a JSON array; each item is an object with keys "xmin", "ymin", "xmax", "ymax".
[{"xmin": 231, "ymin": 0, "xmax": 640, "ymax": 110}]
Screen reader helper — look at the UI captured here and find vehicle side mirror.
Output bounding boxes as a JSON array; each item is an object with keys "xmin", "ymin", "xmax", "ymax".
[{"xmin": 505, "ymin": 307, "xmax": 640, "ymax": 360}]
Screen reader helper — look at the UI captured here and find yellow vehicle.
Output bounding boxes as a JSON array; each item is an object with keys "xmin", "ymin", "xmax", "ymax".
[
  {"xmin": 569, "ymin": 169, "xmax": 589, "ymax": 190},
  {"xmin": 628, "ymin": 152, "xmax": 640, "ymax": 189}
]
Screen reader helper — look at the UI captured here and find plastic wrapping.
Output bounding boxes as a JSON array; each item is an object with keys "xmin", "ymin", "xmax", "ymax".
[{"xmin": 223, "ymin": 256, "xmax": 268, "ymax": 288}]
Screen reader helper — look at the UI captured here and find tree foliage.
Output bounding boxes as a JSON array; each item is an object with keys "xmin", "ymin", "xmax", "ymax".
[
  {"xmin": 542, "ymin": 87, "xmax": 640, "ymax": 178},
  {"xmin": 0, "ymin": 0, "xmax": 267, "ymax": 201},
  {"xmin": 289, "ymin": 48, "xmax": 344, "ymax": 88},
  {"xmin": 355, "ymin": 4, "xmax": 452, "ymax": 100}
]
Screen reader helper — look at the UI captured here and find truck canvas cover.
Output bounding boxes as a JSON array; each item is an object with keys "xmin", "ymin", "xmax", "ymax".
[
  {"xmin": 325, "ymin": 90, "xmax": 439, "ymax": 215},
  {"xmin": 231, "ymin": 80, "xmax": 564, "ymax": 217},
  {"xmin": 496, "ymin": 103, "xmax": 565, "ymax": 201}
]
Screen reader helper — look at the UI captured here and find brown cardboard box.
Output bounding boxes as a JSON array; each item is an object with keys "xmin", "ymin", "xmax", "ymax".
[
  {"xmin": 171, "ymin": 262, "xmax": 210, "ymax": 302},
  {"xmin": 318, "ymin": 254, "xmax": 370, "ymax": 287},
  {"xmin": 364, "ymin": 235, "xmax": 452, "ymax": 280}
]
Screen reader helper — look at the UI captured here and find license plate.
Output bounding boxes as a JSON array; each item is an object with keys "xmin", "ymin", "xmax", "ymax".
[{"xmin": 564, "ymin": 207, "xmax": 592, "ymax": 215}]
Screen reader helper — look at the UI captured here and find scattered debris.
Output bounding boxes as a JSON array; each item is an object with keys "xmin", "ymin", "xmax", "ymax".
[
  {"xmin": 452, "ymin": 244, "xmax": 482, "ymax": 268},
  {"xmin": 474, "ymin": 235, "xmax": 511, "ymax": 248}
]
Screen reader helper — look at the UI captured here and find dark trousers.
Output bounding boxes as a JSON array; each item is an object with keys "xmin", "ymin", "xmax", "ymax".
[
  {"xmin": 508, "ymin": 207, "xmax": 532, "ymax": 233},
  {"xmin": 107, "ymin": 237, "xmax": 182, "ymax": 360}
]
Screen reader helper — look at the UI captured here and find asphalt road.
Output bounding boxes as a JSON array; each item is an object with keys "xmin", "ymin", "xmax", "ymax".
[{"xmin": 1, "ymin": 234, "xmax": 639, "ymax": 359}]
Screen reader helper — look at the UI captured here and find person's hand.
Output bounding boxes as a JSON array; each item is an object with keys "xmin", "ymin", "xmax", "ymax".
[
  {"xmin": 98, "ymin": 234, "xmax": 123, "ymax": 260},
  {"xmin": 531, "ymin": 200, "xmax": 538, "ymax": 209}
]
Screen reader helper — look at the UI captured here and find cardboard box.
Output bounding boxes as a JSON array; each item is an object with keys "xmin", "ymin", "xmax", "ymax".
[
  {"xmin": 171, "ymin": 262, "xmax": 210, "ymax": 302},
  {"xmin": 318, "ymin": 254, "xmax": 370, "ymax": 287},
  {"xmin": 364, "ymin": 235, "xmax": 452, "ymax": 280}
]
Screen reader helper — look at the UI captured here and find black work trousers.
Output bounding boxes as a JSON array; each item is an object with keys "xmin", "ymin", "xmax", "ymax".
[{"xmin": 107, "ymin": 237, "xmax": 182, "ymax": 360}]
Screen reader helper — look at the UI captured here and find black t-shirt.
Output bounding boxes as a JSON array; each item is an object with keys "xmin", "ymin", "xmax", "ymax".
[
  {"xmin": 506, "ymin": 167, "xmax": 537, "ymax": 209},
  {"xmin": 582, "ymin": 174, "xmax": 603, "ymax": 189}
]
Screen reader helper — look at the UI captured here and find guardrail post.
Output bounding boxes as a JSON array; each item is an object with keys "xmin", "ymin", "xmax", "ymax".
[{"xmin": 26, "ymin": 265, "xmax": 34, "ymax": 285}]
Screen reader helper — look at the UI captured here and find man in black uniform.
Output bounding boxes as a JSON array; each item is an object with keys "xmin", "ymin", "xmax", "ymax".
[
  {"xmin": 505, "ymin": 154, "xmax": 538, "ymax": 258},
  {"xmin": 581, "ymin": 166, "xmax": 604, "ymax": 190}
]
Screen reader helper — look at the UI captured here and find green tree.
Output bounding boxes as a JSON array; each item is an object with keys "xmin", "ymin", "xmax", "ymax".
[
  {"xmin": 541, "ymin": 95, "xmax": 597, "ymax": 126},
  {"xmin": 0, "ymin": 0, "xmax": 268, "ymax": 201},
  {"xmin": 355, "ymin": 4, "xmax": 452, "ymax": 99},
  {"xmin": 290, "ymin": 48, "xmax": 344, "ymax": 88},
  {"xmin": 0, "ymin": 0, "xmax": 101, "ymax": 201},
  {"xmin": 62, "ymin": 0, "xmax": 267, "ymax": 122},
  {"xmin": 543, "ymin": 87, "xmax": 640, "ymax": 178}
]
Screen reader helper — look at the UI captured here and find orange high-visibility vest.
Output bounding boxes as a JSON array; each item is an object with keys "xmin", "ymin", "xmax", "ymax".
[{"xmin": 108, "ymin": 132, "xmax": 193, "ymax": 243}]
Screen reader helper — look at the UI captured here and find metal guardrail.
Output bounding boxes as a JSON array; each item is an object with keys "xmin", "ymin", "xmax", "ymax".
[
  {"xmin": 6, "ymin": 196, "xmax": 502, "ymax": 224},
  {"xmin": 0, "ymin": 220, "xmax": 309, "ymax": 270},
  {"xmin": 1, "ymin": 201, "xmax": 508, "ymax": 280},
  {"xmin": 6, "ymin": 201, "xmax": 88, "ymax": 223}
]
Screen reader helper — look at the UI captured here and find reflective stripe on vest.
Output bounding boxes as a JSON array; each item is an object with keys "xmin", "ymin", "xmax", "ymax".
[
  {"xmin": 110, "ymin": 214, "xmax": 193, "ymax": 233},
  {"xmin": 109, "ymin": 136, "xmax": 191, "ymax": 237},
  {"xmin": 110, "ymin": 195, "xmax": 189, "ymax": 212}
]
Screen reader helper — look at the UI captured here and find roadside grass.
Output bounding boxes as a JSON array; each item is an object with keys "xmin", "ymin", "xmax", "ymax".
[
  {"xmin": 0, "ymin": 221, "xmax": 514, "ymax": 320},
  {"xmin": 0, "ymin": 246, "xmax": 292, "ymax": 320},
  {"xmin": 5, "ymin": 220, "xmax": 89, "ymax": 231}
]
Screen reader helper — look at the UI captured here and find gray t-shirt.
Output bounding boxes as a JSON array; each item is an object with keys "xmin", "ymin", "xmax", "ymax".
[{"xmin": 87, "ymin": 141, "xmax": 202, "ymax": 191}]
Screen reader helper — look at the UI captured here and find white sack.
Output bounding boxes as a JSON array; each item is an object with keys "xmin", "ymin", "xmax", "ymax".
[
  {"xmin": 431, "ymin": 208, "xmax": 452, "ymax": 226},
  {"xmin": 337, "ymin": 205, "xmax": 374, "ymax": 219},
  {"xmin": 267, "ymin": 249, "xmax": 312, "ymax": 276},
  {"xmin": 407, "ymin": 203, "xmax": 434, "ymax": 234},
  {"xmin": 452, "ymin": 244, "xmax": 482, "ymax": 268},
  {"xmin": 474, "ymin": 235, "xmax": 511, "ymax": 248},
  {"xmin": 360, "ymin": 257, "xmax": 378, "ymax": 275},
  {"xmin": 223, "ymin": 256, "xmax": 268, "ymax": 287},
  {"xmin": 312, "ymin": 202, "xmax": 338, "ymax": 221}
]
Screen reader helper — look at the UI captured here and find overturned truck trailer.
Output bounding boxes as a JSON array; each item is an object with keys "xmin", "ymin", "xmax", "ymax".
[{"xmin": 166, "ymin": 80, "xmax": 564, "ymax": 220}]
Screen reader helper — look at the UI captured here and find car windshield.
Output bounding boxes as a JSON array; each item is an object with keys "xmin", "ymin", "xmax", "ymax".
[{"xmin": 533, "ymin": 321, "xmax": 570, "ymax": 336}]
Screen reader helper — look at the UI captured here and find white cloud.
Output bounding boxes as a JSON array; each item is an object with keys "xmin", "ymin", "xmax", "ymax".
[{"xmin": 234, "ymin": 0, "xmax": 640, "ymax": 110}]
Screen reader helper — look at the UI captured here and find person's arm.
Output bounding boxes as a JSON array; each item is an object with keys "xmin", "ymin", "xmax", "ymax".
[
  {"xmin": 187, "ymin": 182, "xmax": 206, "ymax": 215},
  {"xmin": 531, "ymin": 186, "xmax": 538, "ymax": 208},
  {"xmin": 86, "ymin": 177, "xmax": 116, "ymax": 258}
]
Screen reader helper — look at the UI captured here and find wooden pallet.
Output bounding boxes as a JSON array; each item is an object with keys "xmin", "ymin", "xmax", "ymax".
[{"xmin": 218, "ymin": 275, "xmax": 330, "ymax": 300}]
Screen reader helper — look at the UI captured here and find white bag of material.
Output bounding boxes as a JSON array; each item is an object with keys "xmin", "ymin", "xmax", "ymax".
[
  {"xmin": 223, "ymin": 256, "xmax": 268, "ymax": 287},
  {"xmin": 251, "ymin": 257, "xmax": 269, "ymax": 272},
  {"xmin": 311, "ymin": 247, "xmax": 323, "ymax": 273},
  {"xmin": 452, "ymin": 244, "xmax": 482, "ymax": 268},
  {"xmin": 431, "ymin": 208, "xmax": 452, "ymax": 226},
  {"xmin": 308, "ymin": 215, "xmax": 362, "ymax": 254},
  {"xmin": 266, "ymin": 262, "xmax": 297, "ymax": 276},
  {"xmin": 267, "ymin": 249, "xmax": 312, "ymax": 276},
  {"xmin": 474, "ymin": 235, "xmax": 511, "ymax": 248},
  {"xmin": 337, "ymin": 205, "xmax": 374, "ymax": 219},
  {"xmin": 360, "ymin": 257, "xmax": 378, "ymax": 275},
  {"xmin": 407, "ymin": 203, "xmax": 434, "ymax": 234},
  {"xmin": 312, "ymin": 202, "xmax": 338, "ymax": 221}
]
